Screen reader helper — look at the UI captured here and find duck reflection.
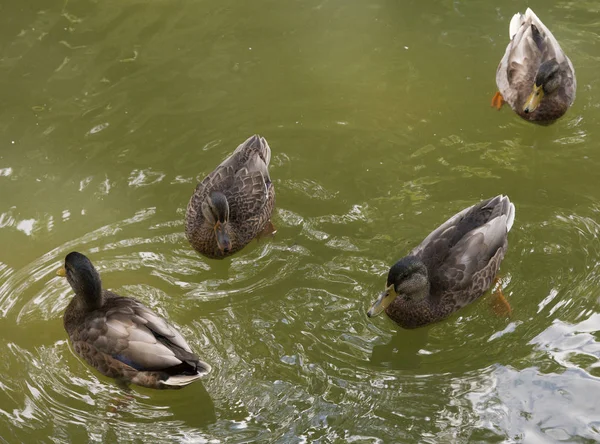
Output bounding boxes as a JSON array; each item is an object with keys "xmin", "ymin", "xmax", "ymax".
[
  {"xmin": 107, "ymin": 382, "xmax": 217, "ymax": 428},
  {"xmin": 370, "ymin": 326, "xmax": 431, "ymax": 370},
  {"xmin": 170, "ymin": 382, "xmax": 217, "ymax": 428}
]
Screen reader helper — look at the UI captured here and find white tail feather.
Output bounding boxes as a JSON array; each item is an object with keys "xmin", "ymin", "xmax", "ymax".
[
  {"xmin": 506, "ymin": 201, "xmax": 516, "ymax": 232},
  {"xmin": 509, "ymin": 12, "xmax": 523, "ymax": 39},
  {"xmin": 524, "ymin": 8, "xmax": 540, "ymax": 23},
  {"xmin": 159, "ymin": 361, "xmax": 212, "ymax": 387},
  {"xmin": 161, "ymin": 370, "xmax": 209, "ymax": 387},
  {"xmin": 494, "ymin": 195, "xmax": 515, "ymax": 233},
  {"xmin": 161, "ymin": 374, "xmax": 202, "ymax": 387}
]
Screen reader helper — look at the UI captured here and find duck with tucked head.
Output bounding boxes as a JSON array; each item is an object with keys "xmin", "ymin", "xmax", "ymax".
[
  {"xmin": 368, "ymin": 195, "xmax": 515, "ymax": 329},
  {"xmin": 186, "ymin": 135, "xmax": 275, "ymax": 259},
  {"xmin": 492, "ymin": 8, "xmax": 576, "ymax": 123},
  {"xmin": 59, "ymin": 252, "xmax": 211, "ymax": 389}
]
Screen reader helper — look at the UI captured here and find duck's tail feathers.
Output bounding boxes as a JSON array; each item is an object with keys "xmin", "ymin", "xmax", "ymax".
[
  {"xmin": 509, "ymin": 8, "xmax": 547, "ymax": 40},
  {"xmin": 524, "ymin": 8, "xmax": 542, "ymax": 26},
  {"xmin": 160, "ymin": 360, "xmax": 212, "ymax": 387},
  {"xmin": 161, "ymin": 374, "xmax": 202, "ymax": 387},
  {"xmin": 505, "ymin": 200, "xmax": 516, "ymax": 233},
  {"xmin": 240, "ymin": 134, "xmax": 271, "ymax": 166},
  {"xmin": 495, "ymin": 194, "xmax": 516, "ymax": 232},
  {"xmin": 509, "ymin": 12, "xmax": 524, "ymax": 39}
]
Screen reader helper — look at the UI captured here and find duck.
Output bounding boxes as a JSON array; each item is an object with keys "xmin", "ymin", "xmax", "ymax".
[
  {"xmin": 492, "ymin": 8, "xmax": 576, "ymax": 123},
  {"xmin": 58, "ymin": 251, "xmax": 211, "ymax": 389},
  {"xmin": 367, "ymin": 195, "xmax": 515, "ymax": 329},
  {"xmin": 185, "ymin": 134, "xmax": 276, "ymax": 259}
]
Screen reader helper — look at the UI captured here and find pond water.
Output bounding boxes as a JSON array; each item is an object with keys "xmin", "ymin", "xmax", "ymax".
[{"xmin": 1, "ymin": 0, "xmax": 600, "ymax": 442}]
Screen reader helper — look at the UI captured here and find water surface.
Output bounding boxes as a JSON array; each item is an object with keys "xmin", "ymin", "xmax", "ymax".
[{"xmin": 1, "ymin": 0, "xmax": 600, "ymax": 442}]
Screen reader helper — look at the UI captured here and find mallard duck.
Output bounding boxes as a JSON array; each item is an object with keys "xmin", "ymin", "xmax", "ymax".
[
  {"xmin": 492, "ymin": 8, "xmax": 576, "ymax": 123},
  {"xmin": 59, "ymin": 252, "xmax": 211, "ymax": 389},
  {"xmin": 185, "ymin": 135, "xmax": 276, "ymax": 259},
  {"xmin": 367, "ymin": 195, "xmax": 515, "ymax": 329}
]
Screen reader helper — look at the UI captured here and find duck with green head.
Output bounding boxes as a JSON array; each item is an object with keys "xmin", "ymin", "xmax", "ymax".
[
  {"xmin": 186, "ymin": 134, "xmax": 275, "ymax": 259},
  {"xmin": 368, "ymin": 195, "xmax": 515, "ymax": 328},
  {"xmin": 492, "ymin": 8, "xmax": 576, "ymax": 123},
  {"xmin": 59, "ymin": 252, "xmax": 211, "ymax": 389}
]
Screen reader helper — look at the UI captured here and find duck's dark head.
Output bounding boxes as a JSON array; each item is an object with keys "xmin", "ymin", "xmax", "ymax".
[
  {"xmin": 58, "ymin": 252, "xmax": 103, "ymax": 309},
  {"xmin": 367, "ymin": 256, "xmax": 429, "ymax": 317},
  {"xmin": 524, "ymin": 59, "xmax": 562, "ymax": 114},
  {"xmin": 201, "ymin": 191, "xmax": 232, "ymax": 254}
]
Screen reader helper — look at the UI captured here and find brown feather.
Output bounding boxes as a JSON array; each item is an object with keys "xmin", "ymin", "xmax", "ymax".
[
  {"xmin": 382, "ymin": 196, "xmax": 515, "ymax": 328},
  {"xmin": 495, "ymin": 8, "xmax": 576, "ymax": 123},
  {"xmin": 185, "ymin": 135, "xmax": 276, "ymax": 259},
  {"xmin": 62, "ymin": 253, "xmax": 211, "ymax": 389}
]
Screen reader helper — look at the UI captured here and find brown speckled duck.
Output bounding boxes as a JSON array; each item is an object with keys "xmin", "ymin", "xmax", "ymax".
[
  {"xmin": 59, "ymin": 252, "xmax": 211, "ymax": 389},
  {"xmin": 492, "ymin": 8, "xmax": 576, "ymax": 123},
  {"xmin": 185, "ymin": 135, "xmax": 276, "ymax": 259},
  {"xmin": 367, "ymin": 195, "xmax": 515, "ymax": 329}
]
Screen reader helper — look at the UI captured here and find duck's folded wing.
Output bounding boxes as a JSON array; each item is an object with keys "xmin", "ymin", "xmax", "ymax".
[
  {"xmin": 497, "ymin": 11, "xmax": 543, "ymax": 104},
  {"xmin": 193, "ymin": 165, "xmax": 236, "ymax": 201},
  {"xmin": 80, "ymin": 300, "xmax": 202, "ymax": 372},
  {"xmin": 523, "ymin": 9, "xmax": 568, "ymax": 65},
  {"xmin": 507, "ymin": 26, "xmax": 541, "ymax": 89},
  {"xmin": 219, "ymin": 135, "xmax": 271, "ymax": 172},
  {"xmin": 242, "ymin": 146, "xmax": 271, "ymax": 184},
  {"xmin": 227, "ymin": 169, "xmax": 270, "ymax": 222},
  {"xmin": 435, "ymin": 212, "xmax": 510, "ymax": 291},
  {"xmin": 410, "ymin": 204, "xmax": 475, "ymax": 259},
  {"xmin": 131, "ymin": 303, "xmax": 195, "ymax": 353}
]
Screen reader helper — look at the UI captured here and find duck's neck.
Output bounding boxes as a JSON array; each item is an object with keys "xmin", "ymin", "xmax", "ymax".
[
  {"xmin": 412, "ymin": 283, "xmax": 431, "ymax": 302},
  {"xmin": 400, "ymin": 282, "xmax": 432, "ymax": 311},
  {"xmin": 76, "ymin": 277, "xmax": 104, "ymax": 311}
]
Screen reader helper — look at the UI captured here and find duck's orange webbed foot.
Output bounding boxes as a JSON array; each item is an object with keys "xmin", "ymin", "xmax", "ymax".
[
  {"xmin": 491, "ymin": 91, "xmax": 504, "ymax": 110},
  {"xmin": 490, "ymin": 276, "xmax": 512, "ymax": 318},
  {"xmin": 256, "ymin": 220, "xmax": 277, "ymax": 242}
]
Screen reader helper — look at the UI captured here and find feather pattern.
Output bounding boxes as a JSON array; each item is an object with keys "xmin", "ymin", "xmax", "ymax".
[
  {"xmin": 496, "ymin": 8, "xmax": 576, "ymax": 122},
  {"xmin": 185, "ymin": 134, "xmax": 276, "ymax": 259},
  {"xmin": 62, "ymin": 252, "xmax": 211, "ymax": 389},
  {"xmin": 382, "ymin": 196, "xmax": 515, "ymax": 328}
]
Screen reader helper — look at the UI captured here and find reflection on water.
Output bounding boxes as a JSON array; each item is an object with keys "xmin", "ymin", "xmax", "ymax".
[
  {"xmin": 370, "ymin": 327, "xmax": 431, "ymax": 370},
  {"xmin": 466, "ymin": 312, "xmax": 600, "ymax": 442},
  {"xmin": 469, "ymin": 365, "xmax": 600, "ymax": 442},
  {"xmin": 531, "ymin": 314, "xmax": 600, "ymax": 377}
]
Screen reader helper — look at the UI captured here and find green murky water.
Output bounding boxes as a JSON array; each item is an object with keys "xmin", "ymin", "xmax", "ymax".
[{"xmin": 1, "ymin": 0, "xmax": 600, "ymax": 442}]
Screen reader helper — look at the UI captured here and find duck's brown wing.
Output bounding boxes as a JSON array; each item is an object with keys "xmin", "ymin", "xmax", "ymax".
[
  {"xmin": 187, "ymin": 135, "xmax": 272, "ymax": 228},
  {"xmin": 219, "ymin": 134, "xmax": 271, "ymax": 173},
  {"xmin": 430, "ymin": 196, "xmax": 514, "ymax": 294},
  {"xmin": 411, "ymin": 196, "xmax": 514, "ymax": 293},
  {"xmin": 73, "ymin": 294, "xmax": 209, "ymax": 376},
  {"xmin": 225, "ymin": 168, "xmax": 269, "ymax": 221},
  {"xmin": 189, "ymin": 166, "xmax": 235, "ymax": 208}
]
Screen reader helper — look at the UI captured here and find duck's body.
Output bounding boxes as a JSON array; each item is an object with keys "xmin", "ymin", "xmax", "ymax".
[
  {"xmin": 186, "ymin": 135, "xmax": 275, "ymax": 259},
  {"xmin": 494, "ymin": 8, "xmax": 576, "ymax": 123},
  {"xmin": 368, "ymin": 195, "xmax": 515, "ymax": 329},
  {"xmin": 61, "ymin": 252, "xmax": 211, "ymax": 389}
]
